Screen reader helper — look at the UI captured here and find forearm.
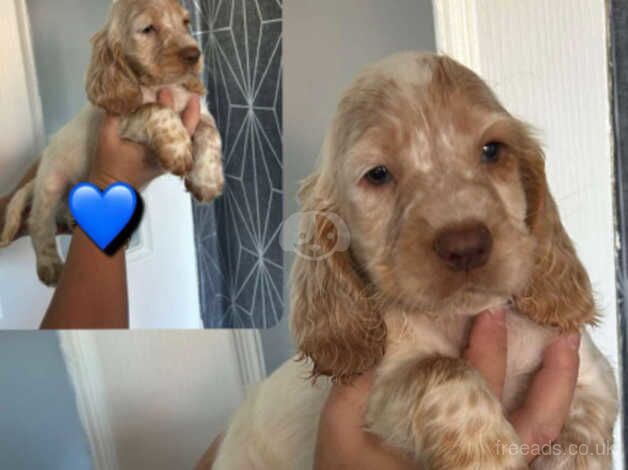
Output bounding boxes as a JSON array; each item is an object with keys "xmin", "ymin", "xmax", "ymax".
[
  {"xmin": 38, "ymin": 90, "xmax": 196, "ymax": 328},
  {"xmin": 40, "ymin": 227, "xmax": 128, "ymax": 329}
]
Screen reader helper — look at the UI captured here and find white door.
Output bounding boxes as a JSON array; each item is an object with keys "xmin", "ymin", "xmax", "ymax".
[{"xmin": 0, "ymin": 0, "xmax": 201, "ymax": 329}]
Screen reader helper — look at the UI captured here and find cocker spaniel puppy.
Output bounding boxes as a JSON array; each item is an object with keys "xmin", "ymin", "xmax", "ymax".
[
  {"xmin": 0, "ymin": 0, "xmax": 223, "ymax": 285},
  {"xmin": 210, "ymin": 53, "xmax": 617, "ymax": 469}
]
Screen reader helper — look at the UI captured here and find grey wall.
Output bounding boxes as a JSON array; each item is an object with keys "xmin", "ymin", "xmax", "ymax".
[
  {"xmin": 0, "ymin": 333, "xmax": 91, "ymax": 470},
  {"xmin": 260, "ymin": 0, "xmax": 437, "ymax": 373},
  {"xmin": 27, "ymin": 0, "xmax": 110, "ymax": 137}
]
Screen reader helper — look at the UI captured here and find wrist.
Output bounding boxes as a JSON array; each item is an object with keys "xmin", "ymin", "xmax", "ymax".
[{"xmin": 88, "ymin": 170, "xmax": 139, "ymax": 190}]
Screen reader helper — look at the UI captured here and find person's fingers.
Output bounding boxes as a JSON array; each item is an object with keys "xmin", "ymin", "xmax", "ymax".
[
  {"xmin": 99, "ymin": 115, "xmax": 121, "ymax": 146},
  {"xmin": 463, "ymin": 308, "xmax": 507, "ymax": 400},
  {"xmin": 321, "ymin": 370, "xmax": 375, "ymax": 429},
  {"xmin": 158, "ymin": 88, "xmax": 175, "ymax": 109},
  {"xmin": 509, "ymin": 333, "xmax": 580, "ymax": 459},
  {"xmin": 181, "ymin": 95, "xmax": 201, "ymax": 136}
]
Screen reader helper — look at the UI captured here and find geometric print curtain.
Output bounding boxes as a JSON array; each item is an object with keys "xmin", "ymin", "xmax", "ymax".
[{"xmin": 182, "ymin": 0, "xmax": 283, "ymax": 328}]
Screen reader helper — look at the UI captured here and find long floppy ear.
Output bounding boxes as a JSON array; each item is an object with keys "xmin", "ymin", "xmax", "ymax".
[
  {"xmin": 290, "ymin": 172, "xmax": 386, "ymax": 382},
  {"xmin": 514, "ymin": 138, "xmax": 597, "ymax": 331},
  {"xmin": 85, "ymin": 30, "xmax": 142, "ymax": 115}
]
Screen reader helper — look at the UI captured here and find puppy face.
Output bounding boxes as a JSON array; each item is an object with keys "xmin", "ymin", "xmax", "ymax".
[
  {"xmin": 113, "ymin": 0, "xmax": 202, "ymax": 85},
  {"xmin": 333, "ymin": 53, "xmax": 539, "ymax": 316},
  {"xmin": 293, "ymin": 52, "xmax": 595, "ymax": 380},
  {"xmin": 86, "ymin": 0, "xmax": 204, "ymax": 114}
]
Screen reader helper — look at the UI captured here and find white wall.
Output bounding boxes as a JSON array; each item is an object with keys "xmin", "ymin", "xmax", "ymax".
[
  {"xmin": 63, "ymin": 331, "xmax": 247, "ymax": 470},
  {"xmin": 261, "ymin": 0, "xmax": 437, "ymax": 373}
]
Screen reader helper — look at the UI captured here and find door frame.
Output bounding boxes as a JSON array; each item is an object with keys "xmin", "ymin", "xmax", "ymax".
[
  {"xmin": 609, "ymin": 0, "xmax": 628, "ymax": 467},
  {"xmin": 0, "ymin": 0, "xmax": 53, "ymax": 328},
  {"xmin": 59, "ymin": 330, "xmax": 266, "ymax": 470},
  {"xmin": 13, "ymin": 0, "xmax": 46, "ymax": 154}
]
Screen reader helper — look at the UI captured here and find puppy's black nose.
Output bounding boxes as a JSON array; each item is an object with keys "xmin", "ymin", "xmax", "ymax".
[
  {"xmin": 433, "ymin": 223, "xmax": 493, "ymax": 272},
  {"xmin": 179, "ymin": 46, "xmax": 201, "ymax": 65}
]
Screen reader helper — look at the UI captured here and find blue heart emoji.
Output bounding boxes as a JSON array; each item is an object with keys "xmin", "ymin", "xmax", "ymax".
[{"xmin": 69, "ymin": 182, "xmax": 138, "ymax": 251}]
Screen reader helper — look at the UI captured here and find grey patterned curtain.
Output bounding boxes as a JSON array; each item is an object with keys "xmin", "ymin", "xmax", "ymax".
[
  {"xmin": 610, "ymin": 0, "xmax": 628, "ymax": 462},
  {"xmin": 181, "ymin": 0, "xmax": 283, "ymax": 328}
]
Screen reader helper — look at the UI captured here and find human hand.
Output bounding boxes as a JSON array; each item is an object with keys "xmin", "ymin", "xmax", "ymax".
[
  {"xmin": 314, "ymin": 369, "xmax": 419, "ymax": 470},
  {"xmin": 314, "ymin": 309, "xmax": 580, "ymax": 469},
  {"xmin": 465, "ymin": 309, "xmax": 580, "ymax": 463},
  {"xmin": 89, "ymin": 89, "xmax": 202, "ymax": 189}
]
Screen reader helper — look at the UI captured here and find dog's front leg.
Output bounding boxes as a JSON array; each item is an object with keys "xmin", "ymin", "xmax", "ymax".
[
  {"xmin": 185, "ymin": 113, "xmax": 223, "ymax": 202},
  {"xmin": 365, "ymin": 356, "xmax": 528, "ymax": 469},
  {"xmin": 119, "ymin": 104, "xmax": 193, "ymax": 176}
]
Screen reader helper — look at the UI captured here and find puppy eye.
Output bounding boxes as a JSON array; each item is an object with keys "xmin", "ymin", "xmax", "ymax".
[
  {"xmin": 184, "ymin": 18, "xmax": 191, "ymax": 27},
  {"xmin": 141, "ymin": 25, "xmax": 156, "ymax": 34},
  {"xmin": 365, "ymin": 166, "xmax": 392, "ymax": 185},
  {"xmin": 481, "ymin": 142, "xmax": 501, "ymax": 163}
]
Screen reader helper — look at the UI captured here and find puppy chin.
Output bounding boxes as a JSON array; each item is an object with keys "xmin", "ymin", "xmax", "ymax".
[
  {"xmin": 436, "ymin": 289, "xmax": 510, "ymax": 317},
  {"xmin": 451, "ymin": 292, "xmax": 510, "ymax": 317}
]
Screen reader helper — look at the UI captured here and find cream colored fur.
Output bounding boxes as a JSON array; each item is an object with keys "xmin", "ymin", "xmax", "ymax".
[{"xmin": 212, "ymin": 316, "xmax": 616, "ymax": 469}]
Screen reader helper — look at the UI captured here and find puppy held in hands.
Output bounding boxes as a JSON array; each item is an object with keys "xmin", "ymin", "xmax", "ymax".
[
  {"xmin": 210, "ymin": 52, "xmax": 617, "ymax": 470},
  {"xmin": 0, "ymin": 0, "xmax": 223, "ymax": 286}
]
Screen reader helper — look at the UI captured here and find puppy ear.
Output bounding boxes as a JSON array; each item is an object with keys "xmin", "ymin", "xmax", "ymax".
[
  {"xmin": 290, "ymin": 173, "xmax": 386, "ymax": 382},
  {"xmin": 514, "ymin": 141, "xmax": 597, "ymax": 331},
  {"xmin": 85, "ymin": 30, "xmax": 142, "ymax": 115}
]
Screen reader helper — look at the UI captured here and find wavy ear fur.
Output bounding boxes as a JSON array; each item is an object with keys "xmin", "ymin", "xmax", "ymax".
[
  {"xmin": 514, "ymin": 139, "xmax": 597, "ymax": 331},
  {"xmin": 85, "ymin": 30, "xmax": 142, "ymax": 115},
  {"xmin": 290, "ymin": 172, "xmax": 386, "ymax": 382}
]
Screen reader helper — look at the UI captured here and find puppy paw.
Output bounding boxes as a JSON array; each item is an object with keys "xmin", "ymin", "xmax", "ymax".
[
  {"xmin": 157, "ymin": 139, "xmax": 194, "ymax": 176},
  {"xmin": 0, "ymin": 215, "xmax": 19, "ymax": 246},
  {"xmin": 367, "ymin": 357, "xmax": 527, "ymax": 469},
  {"xmin": 0, "ymin": 231, "xmax": 13, "ymax": 248},
  {"xmin": 1, "ymin": 183, "xmax": 32, "ymax": 246},
  {"xmin": 185, "ymin": 174, "xmax": 224, "ymax": 203},
  {"xmin": 37, "ymin": 259, "xmax": 64, "ymax": 287},
  {"xmin": 186, "ymin": 117, "xmax": 224, "ymax": 202}
]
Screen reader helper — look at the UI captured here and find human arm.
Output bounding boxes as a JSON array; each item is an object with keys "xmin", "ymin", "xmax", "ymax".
[{"xmin": 40, "ymin": 91, "xmax": 200, "ymax": 329}]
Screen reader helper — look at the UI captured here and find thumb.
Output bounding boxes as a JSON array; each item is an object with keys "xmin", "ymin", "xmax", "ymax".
[{"xmin": 100, "ymin": 114, "xmax": 121, "ymax": 147}]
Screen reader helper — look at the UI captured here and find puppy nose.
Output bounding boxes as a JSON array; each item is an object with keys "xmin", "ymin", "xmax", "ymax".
[
  {"xmin": 433, "ymin": 223, "xmax": 493, "ymax": 272},
  {"xmin": 179, "ymin": 46, "xmax": 201, "ymax": 65}
]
